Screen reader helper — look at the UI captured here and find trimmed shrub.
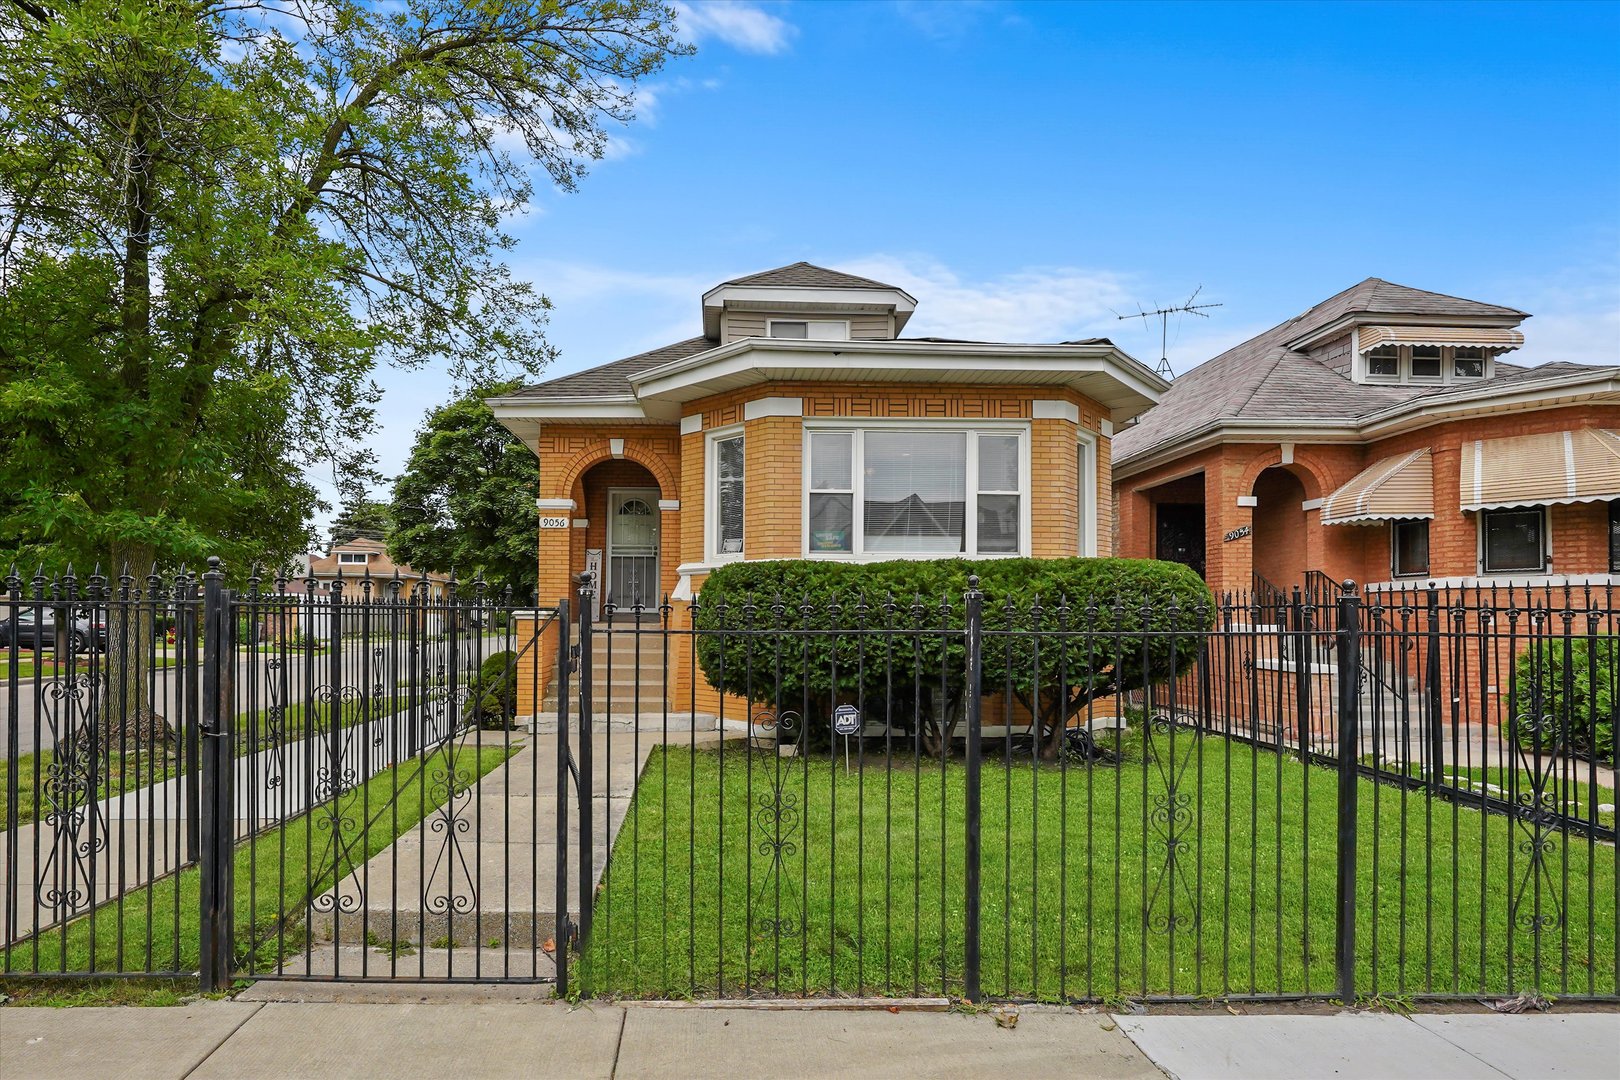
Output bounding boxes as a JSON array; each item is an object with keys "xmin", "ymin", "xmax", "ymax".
[
  {"xmin": 1509, "ymin": 637, "xmax": 1617, "ymax": 763},
  {"xmin": 693, "ymin": 558, "xmax": 1211, "ymax": 755},
  {"xmin": 467, "ymin": 649, "xmax": 518, "ymax": 729}
]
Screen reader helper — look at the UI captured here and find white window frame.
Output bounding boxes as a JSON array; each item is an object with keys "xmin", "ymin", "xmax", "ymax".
[
  {"xmin": 1077, "ymin": 430, "xmax": 1098, "ymax": 557},
  {"xmin": 1407, "ymin": 345, "xmax": 1444, "ymax": 384},
  {"xmin": 706, "ymin": 425, "xmax": 745, "ymax": 563},
  {"xmin": 1363, "ymin": 345, "xmax": 1401, "ymax": 383},
  {"xmin": 767, "ymin": 318, "xmax": 850, "ymax": 341},
  {"xmin": 1477, "ymin": 506, "xmax": 1549, "ymax": 575},
  {"xmin": 1359, "ymin": 342, "xmax": 1499, "ymax": 385},
  {"xmin": 800, "ymin": 419, "xmax": 1032, "ymax": 560},
  {"xmin": 337, "ymin": 552, "xmax": 368, "ymax": 564}
]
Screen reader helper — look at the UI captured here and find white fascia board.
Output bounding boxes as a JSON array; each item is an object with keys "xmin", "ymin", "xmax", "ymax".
[
  {"xmin": 1357, "ymin": 372, "xmax": 1620, "ymax": 433},
  {"xmin": 488, "ymin": 396, "xmax": 649, "ymax": 422},
  {"xmin": 1111, "ymin": 419, "xmax": 1362, "ymax": 481},
  {"xmin": 630, "ymin": 339, "xmax": 1168, "ymax": 406}
]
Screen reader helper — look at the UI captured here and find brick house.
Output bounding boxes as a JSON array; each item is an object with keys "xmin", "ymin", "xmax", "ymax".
[
  {"xmin": 1112, "ymin": 279, "xmax": 1620, "ymax": 733},
  {"xmin": 1112, "ymin": 278, "xmax": 1620, "ymax": 601},
  {"xmin": 490, "ymin": 262, "xmax": 1167, "ymax": 716},
  {"xmin": 304, "ymin": 537, "xmax": 452, "ymax": 600}
]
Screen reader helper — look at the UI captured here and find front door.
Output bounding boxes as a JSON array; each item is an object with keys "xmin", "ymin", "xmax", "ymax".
[
  {"xmin": 607, "ymin": 489, "xmax": 660, "ymax": 613},
  {"xmin": 1155, "ymin": 502, "xmax": 1206, "ymax": 579}
]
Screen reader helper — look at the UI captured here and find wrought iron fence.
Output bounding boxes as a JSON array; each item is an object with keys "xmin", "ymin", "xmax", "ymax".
[{"xmin": 3, "ymin": 562, "xmax": 1615, "ymax": 1005}]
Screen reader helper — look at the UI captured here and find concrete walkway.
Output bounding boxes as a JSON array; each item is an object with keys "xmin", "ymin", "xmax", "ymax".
[{"xmin": 3, "ymin": 1000, "xmax": 1615, "ymax": 1080}]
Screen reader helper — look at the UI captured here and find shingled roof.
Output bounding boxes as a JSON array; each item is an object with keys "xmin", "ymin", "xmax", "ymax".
[
  {"xmin": 719, "ymin": 261, "xmax": 902, "ymax": 290},
  {"xmin": 1112, "ymin": 279, "xmax": 1558, "ymax": 469},
  {"xmin": 505, "ymin": 336, "xmax": 719, "ymax": 400}
]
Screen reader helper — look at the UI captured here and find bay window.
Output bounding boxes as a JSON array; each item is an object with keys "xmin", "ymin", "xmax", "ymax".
[{"xmin": 804, "ymin": 425, "xmax": 1027, "ymax": 556}]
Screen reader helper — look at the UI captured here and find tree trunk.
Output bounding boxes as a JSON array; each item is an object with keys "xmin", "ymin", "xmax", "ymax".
[{"xmin": 102, "ymin": 541, "xmax": 176, "ymax": 752}]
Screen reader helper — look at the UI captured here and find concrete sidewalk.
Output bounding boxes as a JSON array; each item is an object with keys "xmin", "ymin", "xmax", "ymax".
[{"xmin": 3, "ymin": 999, "xmax": 1616, "ymax": 1080}]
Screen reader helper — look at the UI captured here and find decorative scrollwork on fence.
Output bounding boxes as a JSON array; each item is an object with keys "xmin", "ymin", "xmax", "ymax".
[
  {"xmin": 421, "ymin": 749, "xmax": 479, "ymax": 917},
  {"xmin": 1507, "ymin": 699, "xmax": 1565, "ymax": 937},
  {"xmin": 35, "ymin": 673, "xmax": 109, "ymax": 915},
  {"xmin": 1143, "ymin": 711, "xmax": 1201, "ymax": 933},
  {"xmin": 750, "ymin": 756, "xmax": 803, "ymax": 942}
]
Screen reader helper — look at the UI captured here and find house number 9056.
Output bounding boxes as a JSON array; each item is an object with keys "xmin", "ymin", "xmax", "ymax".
[{"xmin": 539, "ymin": 516, "xmax": 570, "ymax": 529}]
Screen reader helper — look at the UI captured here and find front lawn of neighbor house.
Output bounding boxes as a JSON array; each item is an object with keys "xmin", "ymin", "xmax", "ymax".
[{"xmin": 580, "ymin": 731, "xmax": 1616, "ymax": 1003}]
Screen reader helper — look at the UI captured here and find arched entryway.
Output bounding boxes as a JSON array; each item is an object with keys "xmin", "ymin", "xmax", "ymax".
[
  {"xmin": 578, "ymin": 458, "xmax": 664, "ymax": 614},
  {"xmin": 1251, "ymin": 466, "xmax": 1308, "ymax": 593}
]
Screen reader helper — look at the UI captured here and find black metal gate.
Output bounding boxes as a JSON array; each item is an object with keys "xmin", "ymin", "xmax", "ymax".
[{"xmin": 4, "ymin": 563, "xmax": 1616, "ymax": 1003}]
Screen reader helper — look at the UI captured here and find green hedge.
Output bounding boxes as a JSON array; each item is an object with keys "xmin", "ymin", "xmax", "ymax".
[
  {"xmin": 693, "ymin": 558, "xmax": 1211, "ymax": 755},
  {"xmin": 1509, "ymin": 637, "xmax": 1617, "ymax": 762},
  {"xmin": 468, "ymin": 649, "xmax": 518, "ymax": 729}
]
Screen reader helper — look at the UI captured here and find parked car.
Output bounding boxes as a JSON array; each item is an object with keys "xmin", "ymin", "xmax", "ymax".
[{"xmin": 0, "ymin": 608, "xmax": 109, "ymax": 652}]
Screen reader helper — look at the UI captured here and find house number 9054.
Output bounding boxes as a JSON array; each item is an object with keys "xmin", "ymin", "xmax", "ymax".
[{"xmin": 1223, "ymin": 525, "xmax": 1251, "ymax": 543}]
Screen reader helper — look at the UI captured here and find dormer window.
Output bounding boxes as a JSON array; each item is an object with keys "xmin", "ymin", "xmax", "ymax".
[
  {"xmin": 1366, "ymin": 345, "xmax": 1399, "ymax": 379},
  {"xmin": 1454, "ymin": 347, "xmax": 1486, "ymax": 378},
  {"xmin": 1357, "ymin": 340, "xmax": 1502, "ymax": 385},
  {"xmin": 1409, "ymin": 345, "xmax": 1443, "ymax": 380},
  {"xmin": 337, "ymin": 552, "xmax": 368, "ymax": 564},
  {"xmin": 768, "ymin": 319, "xmax": 849, "ymax": 341}
]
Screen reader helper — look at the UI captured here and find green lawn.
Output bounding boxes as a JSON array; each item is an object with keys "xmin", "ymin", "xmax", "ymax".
[
  {"xmin": 4, "ymin": 742, "xmax": 513, "ymax": 976},
  {"xmin": 2, "ymin": 655, "xmax": 179, "ymax": 679},
  {"xmin": 581, "ymin": 733, "xmax": 1617, "ymax": 1003},
  {"xmin": 1373, "ymin": 759, "xmax": 1615, "ymax": 830}
]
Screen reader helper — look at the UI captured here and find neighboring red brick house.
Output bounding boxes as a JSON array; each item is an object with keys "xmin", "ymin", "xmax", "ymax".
[
  {"xmin": 1112, "ymin": 279, "xmax": 1620, "ymax": 601},
  {"xmin": 491, "ymin": 262, "xmax": 1168, "ymax": 718}
]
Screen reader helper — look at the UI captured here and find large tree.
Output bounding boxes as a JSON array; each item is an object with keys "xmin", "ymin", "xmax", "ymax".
[
  {"xmin": 0, "ymin": 0, "xmax": 687, "ymax": 742},
  {"xmin": 389, "ymin": 380, "xmax": 538, "ymax": 599},
  {"xmin": 329, "ymin": 499, "xmax": 393, "ymax": 547}
]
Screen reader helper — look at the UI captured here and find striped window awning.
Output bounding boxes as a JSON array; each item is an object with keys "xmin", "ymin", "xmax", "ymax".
[
  {"xmin": 1460, "ymin": 429, "xmax": 1620, "ymax": 511},
  {"xmin": 1321, "ymin": 448, "xmax": 1434, "ymax": 526},
  {"xmin": 1357, "ymin": 326, "xmax": 1524, "ymax": 352}
]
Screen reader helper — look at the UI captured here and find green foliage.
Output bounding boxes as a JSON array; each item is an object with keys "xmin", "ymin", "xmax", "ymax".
[
  {"xmin": 389, "ymin": 382, "xmax": 538, "ymax": 598},
  {"xmin": 468, "ymin": 649, "xmax": 519, "ymax": 729},
  {"xmin": 329, "ymin": 500, "xmax": 394, "ymax": 547},
  {"xmin": 1510, "ymin": 637, "xmax": 1617, "ymax": 762},
  {"xmin": 0, "ymin": 1, "xmax": 688, "ymax": 579},
  {"xmin": 693, "ymin": 558, "xmax": 1211, "ymax": 754}
]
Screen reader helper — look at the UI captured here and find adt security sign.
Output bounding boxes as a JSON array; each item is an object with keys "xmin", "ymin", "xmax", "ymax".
[{"xmin": 832, "ymin": 704, "xmax": 861, "ymax": 736}]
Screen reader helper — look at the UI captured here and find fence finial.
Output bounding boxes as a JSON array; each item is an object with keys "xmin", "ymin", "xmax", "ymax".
[{"xmin": 1339, "ymin": 578, "xmax": 1357, "ymax": 596}]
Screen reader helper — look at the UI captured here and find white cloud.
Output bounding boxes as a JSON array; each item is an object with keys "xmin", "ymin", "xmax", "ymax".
[
  {"xmin": 674, "ymin": 1, "xmax": 797, "ymax": 55},
  {"xmin": 837, "ymin": 254, "xmax": 1138, "ymax": 344},
  {"xmin": 1509, "ymin": 274, "xmax": 1620, "ymax": 369}
]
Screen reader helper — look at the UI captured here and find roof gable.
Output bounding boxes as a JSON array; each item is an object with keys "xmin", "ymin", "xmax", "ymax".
[{"xmin": 721, "ymin": 261, "xmax": 901, "ymax": 291}]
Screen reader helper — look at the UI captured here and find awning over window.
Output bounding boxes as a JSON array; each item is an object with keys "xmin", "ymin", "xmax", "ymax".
[
  {"xmin": 1321, "ymin": 448, "xmax": 1434, "ymax": 526},
  {"xmin": 1460, "ymin": 429, "xmax": 1620, "ymax": 511},
  {"xmin": 1357, "ymin": 326, "xmax": 1524, "ymax": 352}
]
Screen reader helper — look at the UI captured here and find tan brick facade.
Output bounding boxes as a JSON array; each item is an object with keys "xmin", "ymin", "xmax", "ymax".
[{"xmin": 518, "ymin": 384, "xmax": 1117, "ymax": 716}]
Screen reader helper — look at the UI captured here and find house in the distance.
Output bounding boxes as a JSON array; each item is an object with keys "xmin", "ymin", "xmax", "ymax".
[
  {"xmin": 303, "ymin": 537, "xmax": 452, "ymax": 600},
  {"xmin": 490, "ymin": 261, "xmax": 1168, "ymax": 716},
  {"xmin": 1111, "ymin": 278, "xmax": 1620, "ymax": 601}
]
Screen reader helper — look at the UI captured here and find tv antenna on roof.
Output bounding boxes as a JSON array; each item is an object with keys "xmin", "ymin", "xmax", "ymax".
[{"xmin": 1116, "ymin": 286, "xmax": 1222, "ymax": 380}]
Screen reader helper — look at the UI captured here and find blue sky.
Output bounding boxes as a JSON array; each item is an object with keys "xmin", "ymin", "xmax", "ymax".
[{"xmin": 321, "ymin": 0, "xmax": 1620, "ymax": 527}]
